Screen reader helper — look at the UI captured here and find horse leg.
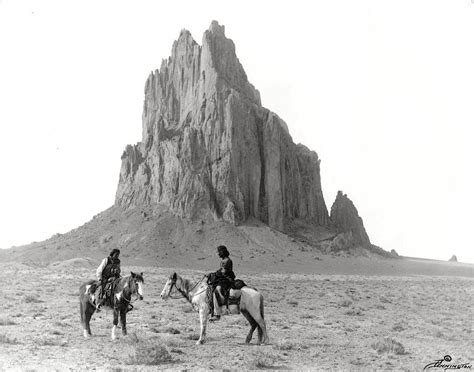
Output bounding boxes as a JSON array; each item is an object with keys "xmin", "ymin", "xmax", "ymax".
[
  {"xmin": 253, "ymin": 314, "xmax": 269, "ymax": 344},
  {"xmin": 196, "ymin": 305, "xmax": 209, "ymax": 345},
  {"xmin": 120, "ymin": 309, "xmax": 127, "ymax": 336},
  {"xmin": 241, "ymin": 309, "xmax": 258, "ymax": 344},
  {"xmin": 80, "ymin": 298, "xmax": 85, "ymax": 335},
  {"xmin": 86, "ymin": 305, "xmax": 95, "ymax": 337},
  {"xmin": 111, "ymin": 309, "xmax": 119, "ymax": 340},
  {"xmin": 80, "ymin": 299, "xmax": 88, "ymax": 338},
  {"xmin": 249, "ymin": 296, "xmax": 269, "ymax": 345},
  {"xmin": 81, "ymin": 300, "xmax": 94, "ymax": 338}
]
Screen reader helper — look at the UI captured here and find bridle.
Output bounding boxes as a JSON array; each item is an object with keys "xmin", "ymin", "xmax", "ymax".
[
  {"xmin": 120, "ymin": 276, "xmax": 143, "ymax": 309},
  {"xmin": 167, "ymin": 275, "xmax": 208, "ymax": 303}
]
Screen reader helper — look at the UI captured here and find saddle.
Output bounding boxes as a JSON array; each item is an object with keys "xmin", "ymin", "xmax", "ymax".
[
  {"xmin": 90, "ymin": 277, "xmax": 120, "ymax": 308},
  {"xmin": 208, "ymin": 278, "xmax": 247, "ymax": 308}
]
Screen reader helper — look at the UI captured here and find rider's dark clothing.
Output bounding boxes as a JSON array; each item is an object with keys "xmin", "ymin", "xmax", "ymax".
[
  {"xmin": 97, "ymin": 256, "xmax": 121, "ymax": 282},
  {"xmin": 96, "ymin": 256, "xmax": 121, "ymax": 307},
  {"xmin": 213, "ymin": 257, "xmax": 235, "ymax": 289},
  {"xmin": 103, "ymin": 257, "xmax": 121, "ymax": 280}
]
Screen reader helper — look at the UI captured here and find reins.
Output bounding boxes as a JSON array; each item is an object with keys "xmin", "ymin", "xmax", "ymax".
[
  {"xmin": 115, "ymin": 276, "xmax": 141, "ymax": 310},
  {"xmin": 168, "ymin": 275, "xmax": 208, "ymax": 303}
]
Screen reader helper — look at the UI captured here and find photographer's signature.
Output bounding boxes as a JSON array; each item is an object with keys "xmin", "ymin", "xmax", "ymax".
[{"xmin": 424, "ymin": 355, "xmax": 472, "ymax": 371}]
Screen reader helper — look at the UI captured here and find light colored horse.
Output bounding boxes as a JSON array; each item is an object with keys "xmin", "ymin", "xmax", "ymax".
[
  {"xmin": 79, "ymin": 272, "xmax": 144, "ymax": 340},
  {"xmin": 160, "ymin": 272, "xmax": 269, "ymax": 345}
]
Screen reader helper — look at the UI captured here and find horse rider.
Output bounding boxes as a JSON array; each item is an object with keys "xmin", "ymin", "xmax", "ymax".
[
  {"xmin": 95, "ymin": 248, "xmax": 121, "ymax": 311},
  {"xmin": 209, "ymin": 245, "xmax": 235, "ymax": 322}
]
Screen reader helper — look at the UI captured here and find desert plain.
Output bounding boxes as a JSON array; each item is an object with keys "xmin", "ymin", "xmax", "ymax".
[{"xmin": 0, "ymin": 256, "xmax": 472, "ymax": 371}]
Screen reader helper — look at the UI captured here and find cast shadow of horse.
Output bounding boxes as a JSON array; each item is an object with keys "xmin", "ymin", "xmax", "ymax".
[
  {"xmin": 79, "ymin": 272, "xmax": 144, "ymax": 340},
  {"xmin": 160, "ymin": 272, "xmax": 269, "ymax": 345}
]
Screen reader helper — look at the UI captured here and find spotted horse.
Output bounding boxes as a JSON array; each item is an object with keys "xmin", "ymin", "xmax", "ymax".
[
  {"xmin": 160, "ymin": 272, "xmax": 269, "ymax": 345},
  {"xmin": 79, "ymin": 272, "xmax": 144, "ymax": 340}
]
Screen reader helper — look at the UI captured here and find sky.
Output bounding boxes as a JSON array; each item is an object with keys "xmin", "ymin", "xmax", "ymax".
[{"xmin": 0, "ymin": 0, "xmax": 473, "ymax": 263}]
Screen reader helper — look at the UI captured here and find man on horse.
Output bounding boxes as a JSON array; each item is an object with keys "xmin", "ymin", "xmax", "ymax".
[
  {"xmin": 209, "ymin": 245, "xmax": 235, "ymax": 321},
  {"xmin": 95, "ymin": 248, "xmax": 121, "ymax": 311}
]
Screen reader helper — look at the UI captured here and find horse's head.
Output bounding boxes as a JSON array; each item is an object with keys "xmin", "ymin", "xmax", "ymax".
[
  {"xmin": 160, "ymin": 272, "xmax": 177, "ymax": 301},
  {"xmin": 130, "ymin": 272, "xmax": 144, "ymax": 300}
]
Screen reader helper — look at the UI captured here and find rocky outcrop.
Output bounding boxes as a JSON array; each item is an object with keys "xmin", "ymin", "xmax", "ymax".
[
  {"xmin": 330, "ymin": 191, "xmax": 370, "ymax": 246},
  {"xmin": 115, "ymin": 21, "xmax": 329, "ymax": 231},
  {"xmin": 449, "ymin": 255, "xmax": 457, "ymax": 262}
]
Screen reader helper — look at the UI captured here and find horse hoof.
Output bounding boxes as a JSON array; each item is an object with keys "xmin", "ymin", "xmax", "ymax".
[{"xmin": 195, "ymin": 339, "xmax": 204, "ymax": 345}]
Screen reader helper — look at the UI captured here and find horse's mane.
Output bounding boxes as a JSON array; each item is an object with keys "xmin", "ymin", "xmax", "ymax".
[{"xmin": 176, "ymin": 274, "xmax": 207, "ymax": 294}]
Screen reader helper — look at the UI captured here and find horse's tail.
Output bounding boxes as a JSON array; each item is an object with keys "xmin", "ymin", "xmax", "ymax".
[
  {"xmin": 79, "ymin": 298, "xmax": 84, "ymax": 325},
  {"xmin": 260, "ymin": 294, "xmax": 264, "ymax": 320}
]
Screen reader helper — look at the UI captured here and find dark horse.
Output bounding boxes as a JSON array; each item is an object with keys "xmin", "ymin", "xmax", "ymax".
[{"xmin": 79, "ymin": 272, "xmax": 144, "ymax": 340}]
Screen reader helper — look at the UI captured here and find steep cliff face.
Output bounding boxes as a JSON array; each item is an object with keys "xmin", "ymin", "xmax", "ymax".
[
  {"xmin": 116, "ymin": 21, "xmax": 329, "ymax": 231},
  {"xmin": 330, "ymin": 191, "xmax": 370, "ymax": 246}
]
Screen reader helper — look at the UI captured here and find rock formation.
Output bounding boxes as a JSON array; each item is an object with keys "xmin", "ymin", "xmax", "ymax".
[
  {"xmin": 330, "ymin": 191, "xmax": 370, "ymax": 246},
  {"xmin": 449, "ymin": 255, "xmax": 457, "ymax": 262},
  {"xmin": 116, "ymin": 21, "xmax": 329, "ymax": 231}
]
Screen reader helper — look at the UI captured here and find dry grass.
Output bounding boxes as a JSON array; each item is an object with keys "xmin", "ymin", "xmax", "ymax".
[
  {"xmin": 22, "ymin": 294, "xmax": 43, "ymax": 303},
  {"xmin": 126, "ymin": 339, "xmax": 173, "ymax": 365},
  {"xmin": 0, "ymin": 333, "xmax": 21, "ymax": 344},
  {"xmin": 246, "ymin": 351, "xmax": 282, "ymax": 370},
  {"xmin": 0, "ymin": 318, "xmax": 17, "ymax": 326},
  {"xmin": 371, "ymin": 337, "xmax": 407, "ymax": 355},
  {"xmin": 338, "ymin": 298, "xmax": 353, "ymax": 307},
  {"xmin": 0, "ymin": 263, "xmax": 471, "ymax": 370}
]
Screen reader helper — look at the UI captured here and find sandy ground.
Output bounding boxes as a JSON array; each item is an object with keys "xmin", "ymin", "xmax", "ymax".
[{"xmin": 0, "ymin": 260, "xmax": 472, "ymax": 371}]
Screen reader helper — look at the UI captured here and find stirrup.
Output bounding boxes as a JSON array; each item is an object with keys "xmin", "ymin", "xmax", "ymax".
[{"xmin": 95, "ymin": 299, "xmax": 103, "ymax": 312}]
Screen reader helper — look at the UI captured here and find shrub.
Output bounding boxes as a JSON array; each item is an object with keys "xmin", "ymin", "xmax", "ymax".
[
  {"xmin": 0, "ymin": 318, "xmax": 16, "ymax": 326},
  {"xmin": 0, "ymin": 334, "xmax": 20, "ymax": 344},
  {"xmin": 273, "ymin": 339, "xmax": 300, "ymax": 351},
  {"xmin": 371, "ymin": 337, "xmax": 406, "ymax": 355},
  {"xmin": 345, "ymin": 308, "xmax": 363, "ymax": 316},
  {"xmin": 181, "ymin": 305, "xmax": 194, "ymax": 313},
  {"xmin": 23, "ymin": 295, "xmax": 43, "ymax": 304},
  {"xmin": 186, "ymin": 334, "xmax": 200, "ymax": 341},
  {"xmin": 158, "ymin": 327, "xmax": 181, "ymax": 335},
  {"xmin": 392, "ymin": 324, "xmax": 405, "ymax": 332},
  {"xmin": 338, "ymin": 299, "xmax": 353, "ymax": 308},
  {"xmin": 246, "ymin": 351, "xmax": 280, "ymax": 370},
  {"xmin": 159, "ymin": 334, "xmax": 185, "ymax": 348},
  {"xmin": 127, "ymin": 340, "xmax": 172, "ymax": 365},
  {"xmin": 380, "ymin": 296, "xmax": 391, "ymax": 304},
  {"xmin": 247, "ymin": 356, "xmax": 274, "ymax": 370},
  {"xmin": 38, "ymin": 337, "xmax": 64, "ymax": 346}
]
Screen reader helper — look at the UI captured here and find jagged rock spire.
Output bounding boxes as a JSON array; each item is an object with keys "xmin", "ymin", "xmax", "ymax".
[
  {"xmin": 115, "ymin": 21, "xmax": 329, "ymax": 231},
  {"xmin": 330, "ymin": 191, "xmax": 370, "ymax": 246}
]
